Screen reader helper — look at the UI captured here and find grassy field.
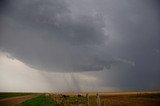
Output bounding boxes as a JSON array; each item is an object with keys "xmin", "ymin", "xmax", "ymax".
[
  {"xmin": 21, "ymin": 95, "xmax": 58, "ymax": 106},
  {"xmin": 0, "ymin": 92, "xmax": 160, "ymax": 106},
  {"xmin": 50, "ymin": 92, "xmax": 160, "ymax": 106},
  {"xmin": 0, "ymin": 92, "xmax": 34, "ymax": 99},
  {"xmin": 51, "ymin": 94, "xmax": 87, "ymax": 106}
]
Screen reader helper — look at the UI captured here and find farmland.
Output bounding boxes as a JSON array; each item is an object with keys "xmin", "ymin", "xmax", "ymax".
[
  {"xmin": 0, "ymin": 91, "xmax": 160, "ymax": 106},
  {"xmin": 0, "ymin": 92, "xmax": 34, "ymax": 99},
  {"xmin": 0, "ymin": 93, "xmax": 39, "ymax": 106},
  {"xmin": 21, "ymin": 95, "xmax": 58, "ymax": 106}
]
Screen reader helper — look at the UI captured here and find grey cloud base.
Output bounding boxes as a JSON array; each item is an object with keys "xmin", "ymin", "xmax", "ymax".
[
  {"xmin": 0, "ymin": 0, "xmax": 160, "ymax": 72},
  {"xmin": 0, "ymin": 0, "xmax": 113, "ymax": 72}
]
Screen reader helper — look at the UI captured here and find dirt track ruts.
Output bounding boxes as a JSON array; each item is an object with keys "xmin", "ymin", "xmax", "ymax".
[{"xmin": 0, "ymin": 94, "xmax": 38, "ymax": 106}]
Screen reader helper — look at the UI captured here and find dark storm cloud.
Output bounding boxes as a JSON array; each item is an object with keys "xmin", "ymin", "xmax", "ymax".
[
  {"xmin": 0, "ymin": 0, "xmax": 7, "ymax": 11},
  {"xmin": 0, "ymin": 0, "xmax": 115, "ymax": 72},
  {"xmin": 91, "ymin": 0, "xmax": 160, "ymax": 91},
  {"xmin": 0, "ymin": 0, "xmax": 160, "ymax": 91}
]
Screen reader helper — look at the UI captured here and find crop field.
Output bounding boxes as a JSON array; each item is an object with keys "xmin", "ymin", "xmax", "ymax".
[{"xmin": 0, "ymin": 91, "xmax": 160, "ymax": 106}]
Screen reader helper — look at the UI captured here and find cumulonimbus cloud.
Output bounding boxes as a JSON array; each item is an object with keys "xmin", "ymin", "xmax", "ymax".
[{"xmin": 0, "ymin": 0, "xmax": 115, "ymax": 72}]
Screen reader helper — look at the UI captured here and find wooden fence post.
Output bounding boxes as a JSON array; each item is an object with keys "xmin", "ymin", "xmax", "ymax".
[
  {"xmin": 96, "ymin": 93, "xmax": 101, "ymax": 106},
  {"xmin": 86, "ymin": 93, "xmax": 90, "ymax": 106}
]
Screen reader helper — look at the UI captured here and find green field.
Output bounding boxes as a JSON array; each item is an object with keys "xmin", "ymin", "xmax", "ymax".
[
  {"xmin": 21, "ymin": 95, "xmax": 58, "ymax": 106},
  {"xmin": 0, "ymin": 92, "xmax": 33, "ymax": 99}
]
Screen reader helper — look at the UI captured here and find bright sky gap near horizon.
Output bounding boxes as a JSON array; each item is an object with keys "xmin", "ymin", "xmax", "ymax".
[{"xmin": 0, "ymin": 0, "xmax": 160, "ymax": 92}]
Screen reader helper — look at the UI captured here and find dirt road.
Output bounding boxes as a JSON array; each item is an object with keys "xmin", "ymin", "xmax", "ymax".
[{"xmin": 0, "ymin": 94, "xmax": 38, "ymax": 106}]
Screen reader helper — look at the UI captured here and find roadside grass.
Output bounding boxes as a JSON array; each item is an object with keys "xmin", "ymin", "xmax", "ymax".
[
  {"xmin": 61, "ymin": 95, "xmax": 87, "ymax": 105},
  {"xmin": 89, "ymin": 96, "xmax": 97, "ymax": 106},
  {"xmin": 21, "ymin": 95, "xmax": 58, "ymax": 106},
  {"xmin": 0, "ymin": 93, "xmax": 33, "ymax": 99}
]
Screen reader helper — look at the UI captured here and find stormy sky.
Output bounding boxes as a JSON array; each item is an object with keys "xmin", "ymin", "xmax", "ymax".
[{"xmin": 0, "ymin": 0, "xmax": 160, "ymax": 92}]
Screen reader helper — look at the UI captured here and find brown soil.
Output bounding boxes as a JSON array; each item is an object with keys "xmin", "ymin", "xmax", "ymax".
[
  {"xmin": 101, "ymin": 97, "xmax": 160, "ymax": 106},
  {"xmin": 100, "ymin": 92, "xmax": 160, "ymax": 106},
  {"xmin": 0, "ymin": 95, "xmax": 38, "ymax": 106}
]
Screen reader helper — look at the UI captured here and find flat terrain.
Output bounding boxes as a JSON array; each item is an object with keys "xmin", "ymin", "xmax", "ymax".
[
  {"xmin": 0, "ymin": 91, "xmax": 160, "ymax": 106},
  {"xmin": 99, "ymin": 92, "xmax": 160, "ymax": 106},
  {"xmin": 21, "ymin": 95, "xmax": 58, "ymax": 106},
  {"xmin": 0, "ymin": 93, "xmax": 39, "ymax": 106},
  {"xmin": 0, "ymin": 92, "xmax": 33, "ymax": 99}
]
